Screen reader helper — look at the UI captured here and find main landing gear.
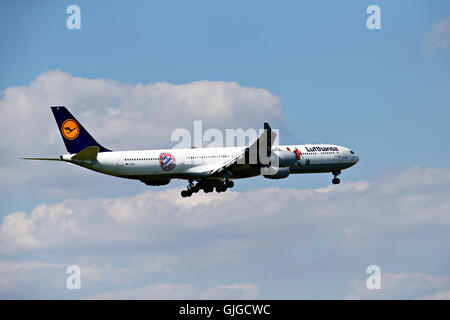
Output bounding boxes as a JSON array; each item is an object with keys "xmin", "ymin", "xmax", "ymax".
[
  {"xmin": 332, "ymin": 170, "xmax": 341, "ymax": 185},
  {"xmin": 180, "ymin": 179, "xmax": 235, "ymax": 197},
  {"xmin": 180, "ymin": 180, "xmax": 195, "ymax": 198},
  {"xmin": 215, "ymin": 179, "xmax": 234, "ymax": 193}
]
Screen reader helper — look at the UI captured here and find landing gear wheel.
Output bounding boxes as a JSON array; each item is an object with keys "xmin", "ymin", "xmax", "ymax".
[
  {"xmin": 331, "ymin": 170, "xmax": 341, "ymax": 185},
  {"xmin": 181, "ymin": 180, "xmax": 198, "ymax": 197},
  {"xmin": 216, "ymin": 185, "xmax": 228, "ymax": 193},
  {"xmin": 332, "ymin": 178, "xmax": 340, "ymax": 185},
  {"xmin": 226, "ymin": 180, "xmax": 234, "ymax": 188},
  {"xmin": 181, "ymin": 190, "xmax": 193, "ymax": 197}
]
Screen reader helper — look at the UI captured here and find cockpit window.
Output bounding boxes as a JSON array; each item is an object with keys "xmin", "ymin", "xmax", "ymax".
[{"xmin": 350, "ymin": 150, "xmax": 354, "ymax": 154}]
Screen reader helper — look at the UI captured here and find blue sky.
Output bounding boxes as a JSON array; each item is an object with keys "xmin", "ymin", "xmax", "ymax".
[{"xmin": 0, "ymin": 1, "xmax": 449, "ymax": 299}]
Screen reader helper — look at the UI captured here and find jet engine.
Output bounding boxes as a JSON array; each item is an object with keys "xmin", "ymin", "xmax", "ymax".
[
  {"xmin": 140, "ymin": 179, "xmax": 171, "ymax": 186},
  {"xmin": 262, "ymin": 167, "xmax": 290, "ymax": 179},
  {"xmin": 270, "ymin": 150, "xmax": 297, "ymax": 167}
]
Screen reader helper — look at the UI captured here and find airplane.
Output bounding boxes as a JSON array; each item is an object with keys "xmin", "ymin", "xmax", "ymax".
[{"xmin": 24, "ymin": 106, "xmax": 359, "ymax": 197}]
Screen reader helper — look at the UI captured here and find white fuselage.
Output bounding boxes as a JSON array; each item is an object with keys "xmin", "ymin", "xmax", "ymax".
[{"xmin": 61, "ymin": 144, "xmax": 359, "ymax": 183}]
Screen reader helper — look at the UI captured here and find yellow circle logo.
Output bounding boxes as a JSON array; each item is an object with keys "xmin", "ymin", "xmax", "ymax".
[{"xmin": 61, "ymin": 119, "xmax": 79, "ymax": 140}]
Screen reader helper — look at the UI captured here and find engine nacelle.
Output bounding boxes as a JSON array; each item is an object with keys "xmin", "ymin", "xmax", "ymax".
[
  {"xmin": 140, "ymin": 179, "xmax": 171, "ymax": 186},
  {"xmin": 270, "ymin": 150, "xmax": 297, "ymax": 167},
  {"xmin": 262, "ymin": 166, "xmax": 290, "ymax": 179}
]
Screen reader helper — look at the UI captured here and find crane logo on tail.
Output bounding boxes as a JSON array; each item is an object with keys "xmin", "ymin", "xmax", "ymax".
[
  {"xmin": 61, "ymin": 119, "xmax": 79, "ymax": 140},
  {"xmin": 159, "ymin": 152, "xmax": 176, "ymax": 171}
]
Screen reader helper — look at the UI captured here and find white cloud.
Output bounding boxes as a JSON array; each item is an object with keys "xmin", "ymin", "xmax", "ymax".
[
  {"xmin": 347, "ymin": 273, "xmax": 450, "ymax": 300},
  {"xmin": 86, "ymin": 282, "xmax": 259, "ymax": 300},
  {"xmin": 0, "ymin": 166, "xmax": 449, "ymax": 298},
  {"xmin": 0, "ymin": 70, "xmax": 283, "ymax": 196},
  {"xmin": 0, "ymin": 182, "xmax": 365, "ymax": 254},
  {"xmin": 0, "ymin": 255, "xmax": 179, "ymax": 294},
  {"xmin": 71, "ymin": 255, "xmax": 179, "ymax": 285},
  {"xmin": 86, "ymin": 283, "xmax": 200, "ymax": 300},
  {"xmin": 426, "ymin": 16, "xmax": 450, "ymax": 49},
  {"xmin": 422, "ymin": 290, "xmax": 450, "ymax": 300},
  {"xmin": 0, "ymin": 70, "xmax": 282, "ymax": 154},
  {"xmin": 200, "ymin": 283, "xmax": 259, "ymax": 300},
  {"xmin": 0, "ymin": 261, "xmax": 64, "ymax": 291},
  {"xmin": 1, "ymin": 166, "xmax": 449, "ymax": 254}
]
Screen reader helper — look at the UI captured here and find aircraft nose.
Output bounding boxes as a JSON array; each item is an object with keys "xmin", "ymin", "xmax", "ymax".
[{"xmin": 353, "ymin": 155, "xmax": 359, "ymax": 163}]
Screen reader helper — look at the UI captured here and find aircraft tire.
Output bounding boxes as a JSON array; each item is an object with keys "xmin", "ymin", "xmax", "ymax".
[{"xmin": 332, "ymin": 178, "xmax": 340, "ymax": 185}]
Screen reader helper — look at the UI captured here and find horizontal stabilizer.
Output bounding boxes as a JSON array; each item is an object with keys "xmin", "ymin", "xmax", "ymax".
[
  {"xmin": 22, "ymin": 157, "xmax": 61, "ymax": 161},
  {"xmin": 71, "ymin": 146, "xmax": 99, "ymax": 162}
]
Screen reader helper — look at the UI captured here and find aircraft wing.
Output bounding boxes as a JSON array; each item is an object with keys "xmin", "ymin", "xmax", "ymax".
[
  {"xmin": 209, "ymin": 122, "xmax": 276, "ymax": 175},
  {"xmin": 208, "ymin": 150, "xmax": 246, "ymax": 175}
]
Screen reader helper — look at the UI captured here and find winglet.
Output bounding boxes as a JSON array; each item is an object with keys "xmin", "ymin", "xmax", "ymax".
[
  {"xmin": 263, "ymin": 122, "xmax": 272, "ymax": 157},
  {"xmin": 210, "ymin": 122, "xmax": 277, "ymax": 174}
]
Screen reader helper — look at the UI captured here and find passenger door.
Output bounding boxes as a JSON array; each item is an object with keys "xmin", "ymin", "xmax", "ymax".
[{"xmin": 116, "ymin": 157, "xmax": 124, "ymax": 173}]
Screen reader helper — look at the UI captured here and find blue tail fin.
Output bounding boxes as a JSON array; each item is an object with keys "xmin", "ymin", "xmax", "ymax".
[{"xmin": 51, "ymin": 106, "xmax": 111, "ymax": 154}]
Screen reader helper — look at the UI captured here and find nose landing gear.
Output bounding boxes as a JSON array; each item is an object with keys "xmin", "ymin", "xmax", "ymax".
[{"xmin": 332, "ymin": 170, "xmax": 341, "ymax": 185}]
